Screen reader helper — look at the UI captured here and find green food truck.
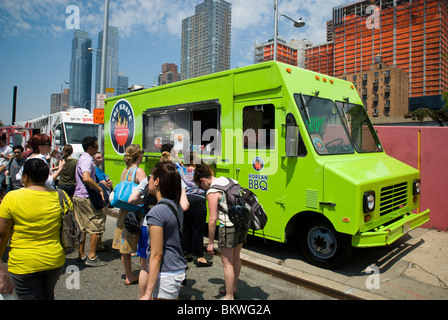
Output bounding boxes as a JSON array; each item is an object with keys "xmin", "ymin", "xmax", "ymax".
[{"xmin": 104, "ymin": 61, "xmax": 429, "ymax": 269}]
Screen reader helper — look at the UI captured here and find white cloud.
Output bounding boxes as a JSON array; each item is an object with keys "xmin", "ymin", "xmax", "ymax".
[
  {"xmin": 0, "ymin": 0, "xmax": 71, "ymax": 37},
  {"xmin": 107, "ymin": 0, "xmax": 196, "ymax": 38},
  {"xmin": 0, "ymin": 0, "xmax": 354, "ymax": 43},
  {"xmin": 0, "ymin": 0, "xmax": 355, "ymax": 66}
]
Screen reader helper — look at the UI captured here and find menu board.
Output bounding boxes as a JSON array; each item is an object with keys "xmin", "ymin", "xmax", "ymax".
[
  {"xmin": 152, "ymin": 114, "xmax": 174, "ymax": 149},
  {"xmin": 144, "ymin": 111, "xmax": 190, "ymax": 153}
]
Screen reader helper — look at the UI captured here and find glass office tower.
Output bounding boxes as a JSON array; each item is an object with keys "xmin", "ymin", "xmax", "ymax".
[
  {"xmin": 69, "ymin": 30, "xmax": 92, "ymax": 109},
  {"xmin": 95, "ymin": 26, "xmax": 119, "ymax": 97},
  {"xmin": 181, "ymin": 0, "xmax": 232, "ymax": 80}
]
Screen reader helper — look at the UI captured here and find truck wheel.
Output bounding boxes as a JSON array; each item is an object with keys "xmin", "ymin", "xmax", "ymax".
[{"xmin": 299, "ymin": 219, "xmax": 353, "ymax": 269}]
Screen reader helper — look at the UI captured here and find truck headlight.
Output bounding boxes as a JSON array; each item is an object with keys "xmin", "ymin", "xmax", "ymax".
[
  {"xmin": 363, "ymin": 191, "xmax": 375, "ymax": 213},
  {"xmin": 413, "ymin": 179, "xmax": 421, "ymax": 195}
]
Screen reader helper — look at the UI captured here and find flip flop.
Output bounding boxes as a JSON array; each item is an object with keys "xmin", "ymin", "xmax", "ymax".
[
  {"xmin": 125, "ymin": 279, "xmax": 139, "ymax": 286},
  {"xmin": 194, "ymin": 259, "xmax": 213, "ymax": 267},
  {"xmin": 219, "ymin": 286, "xmax": 239, "ymax": 299}
]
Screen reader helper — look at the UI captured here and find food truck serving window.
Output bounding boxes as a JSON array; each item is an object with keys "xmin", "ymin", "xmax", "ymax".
[{"xmin": 143, "ymin": 100, "xmax": 221, "ymax": 154}]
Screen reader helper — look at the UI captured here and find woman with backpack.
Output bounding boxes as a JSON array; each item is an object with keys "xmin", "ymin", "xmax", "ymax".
[{"xmin": 193, "ymin": 163, "xmax": 248, "ymax": 300}]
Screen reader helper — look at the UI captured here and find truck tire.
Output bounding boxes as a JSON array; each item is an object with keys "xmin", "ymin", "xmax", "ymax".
[{"xmin": 299, "ymin": 219, "xmax": 353, "ymax": 269}]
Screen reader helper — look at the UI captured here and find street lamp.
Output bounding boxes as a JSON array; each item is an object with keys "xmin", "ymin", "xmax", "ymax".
[
  {"xmin": 273, "ymin": 0, "xmax": 305, "ymax": 61},
  {"xmin": 152, "ymin": 73, "xmax": 163, "ymax": 87},
  {"xmin": 61, "ymin": 80, "xmax": 69, "ymax": 94},
  {"xmin": 100, "ymin": 0, "xmax": 109, "ymax": 95},
  {"xmin": 280, "ymin": 14, "xmax": 305, "ymax": 28}
]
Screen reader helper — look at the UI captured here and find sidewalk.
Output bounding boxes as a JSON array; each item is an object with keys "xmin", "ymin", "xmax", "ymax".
[{"xmin": 237, "ymin": 227, "xmax": 448, "ymax": 300}]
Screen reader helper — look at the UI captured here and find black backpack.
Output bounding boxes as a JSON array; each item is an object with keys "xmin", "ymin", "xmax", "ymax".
[
  {"xmin": 212, "ymin": 178, "xmax": 267, "ymax": 231},
  {"xmin": 124, "ymin": 182, "xmax": 159, "ymax": 234}
]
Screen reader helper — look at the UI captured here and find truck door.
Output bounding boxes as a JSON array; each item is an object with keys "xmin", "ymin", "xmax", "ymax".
[{"xmin": 233, "ymin": 99, "xmax": 286, "ymax": 240}]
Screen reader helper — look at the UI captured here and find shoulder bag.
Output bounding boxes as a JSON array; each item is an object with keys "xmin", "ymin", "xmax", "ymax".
[
  {"xmin": 57, "ymin": 189, "xmax": 82, "ymax": 250},
  {"xmin": 78, "ymin": 170, "xmax": 110, "ymax": 210},
  {"xmin": 110, "ymin": 167, "xmax": 143, "ymax": 213}
]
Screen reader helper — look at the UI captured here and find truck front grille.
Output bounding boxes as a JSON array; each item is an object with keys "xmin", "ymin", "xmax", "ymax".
[{"xmin": 379, "ymin": 182, "xmax": 408, "ymax": 216}]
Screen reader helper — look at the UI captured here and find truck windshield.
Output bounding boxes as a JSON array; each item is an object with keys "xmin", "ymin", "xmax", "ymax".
[
  {"xmin": 335, "ymin": 100, "xmax": 383, "ymax": 154},
  {"xmin": 294, "ymin": 94, "xmax": 382, "ymax": 155},
  {"xmin": 65, "ymin": 123, "xmax": 99, "ymax": 144}
]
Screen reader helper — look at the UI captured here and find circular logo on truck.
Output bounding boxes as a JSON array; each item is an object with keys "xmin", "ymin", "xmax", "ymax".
[
  {"xmin": 110, "ymin": 99, "xmax": 135, "ymax": 155},
  {"xmin": 252, "ymin": 156, "xmax": 264, "ymax": 172}
]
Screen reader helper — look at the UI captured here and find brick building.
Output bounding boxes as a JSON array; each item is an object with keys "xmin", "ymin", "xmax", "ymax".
[
  {"xmin": 306, "ymin": 0, "xmax": 448, "ymax": 111},
  {"xmin": 305, "ymin": 43, "xmax": 334, "ymax": 76},
  {"xmin": 341, "ymin": 55, "xmax": 409, "ymax": 120},
  {"xmin": 159, "ymin": 63, "xmax": 180, "ymax": 85},
  {"xmin": 255, "ymin": 39, "xmax": 313, "ymax": 68}
]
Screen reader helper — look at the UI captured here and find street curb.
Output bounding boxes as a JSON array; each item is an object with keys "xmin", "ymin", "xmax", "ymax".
[{"xmin": 239, "ymin": 250, "xmax": 388, "ymax": 300}]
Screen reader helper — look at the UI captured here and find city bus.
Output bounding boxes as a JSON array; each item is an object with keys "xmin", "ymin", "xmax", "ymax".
[{"xmin": 103, "ymin": 61, "xmax": 429, "ymax": 269}]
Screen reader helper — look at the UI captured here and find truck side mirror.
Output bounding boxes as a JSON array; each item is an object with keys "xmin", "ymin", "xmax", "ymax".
[{"xmin": 285, "ymin": 125, "xmax": 300, "ymax": 157}]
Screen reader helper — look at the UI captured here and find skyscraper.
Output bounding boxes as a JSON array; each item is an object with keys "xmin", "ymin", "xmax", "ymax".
[
  {"xmin": 181, "ymin": 0, "xmax": 231, "ymax": 80},
  {"xmin": 95, "ymin": 26, "xmax": 119, "ymax": 97},
  {"xmin": 69, "ymin": 30, "xmax": 92, "ymax": 109}
]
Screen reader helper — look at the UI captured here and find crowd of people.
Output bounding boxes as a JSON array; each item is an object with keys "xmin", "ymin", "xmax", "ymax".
[{"xmin": 0, "ymin": 134, "xmax": 248, "ymax": 300}]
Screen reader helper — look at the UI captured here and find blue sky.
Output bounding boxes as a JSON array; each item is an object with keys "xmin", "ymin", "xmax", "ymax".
[{"xmin": 0, "ymin": 0, "xmax": 354, "ymax": 124}]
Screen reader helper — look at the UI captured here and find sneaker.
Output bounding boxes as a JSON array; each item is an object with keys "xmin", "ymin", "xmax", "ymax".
[
  {"xmin": 85, "ymin": 256, "xmax": 107, "ymax": 267},
  {"xmin": 77, "ymin": 256, "xmax": 87, "ymax": 265}
]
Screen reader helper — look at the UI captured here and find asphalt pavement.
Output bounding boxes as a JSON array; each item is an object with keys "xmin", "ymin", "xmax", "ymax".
[
  {"xmin": 56, "ymin": 208, "xmax": 448, "ymax": 301},
  {"xmin": 7, "ymin": 207, "xmax": 446, "ymax": 302},
  {"xmin": 54, "ymin": 212, "xmax": 334, "ymax": 301}
]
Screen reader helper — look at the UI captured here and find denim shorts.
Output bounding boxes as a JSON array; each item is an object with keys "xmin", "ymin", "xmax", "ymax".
[{"xmin": 152, "ymin": 270, "xmax": 186, "ymax": 300}]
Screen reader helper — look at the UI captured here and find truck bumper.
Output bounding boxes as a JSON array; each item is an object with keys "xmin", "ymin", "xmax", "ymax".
[{"xmin": 352, "ymin": 209, "xmax": 430, "ymax": 248}]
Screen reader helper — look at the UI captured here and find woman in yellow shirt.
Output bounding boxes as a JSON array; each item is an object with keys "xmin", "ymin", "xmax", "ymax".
[{"xmin": 0, "ymin": 158, "xmax": 72, "ymax": 300}]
